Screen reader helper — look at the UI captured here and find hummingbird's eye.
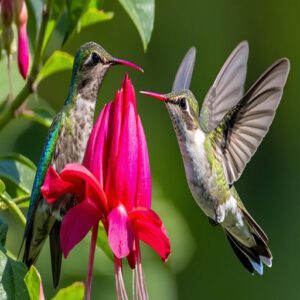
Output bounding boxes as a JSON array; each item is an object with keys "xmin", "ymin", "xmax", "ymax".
[
  {"xmin": 179, "ymin": 98, "xmax": 187, "ymax": 110},
  {"xmin": 91, "ymin": 52, "xmax": 101, "ymax": 65}
]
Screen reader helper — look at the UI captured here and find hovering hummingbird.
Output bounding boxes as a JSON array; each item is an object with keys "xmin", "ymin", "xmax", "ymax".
[
  {"xmin": 22, "ymin": 42, "xmax": 143, "ymax": 287},
  {"xmin": 141, "ymin": 41, "xmax": 290, "ymax": 274}
]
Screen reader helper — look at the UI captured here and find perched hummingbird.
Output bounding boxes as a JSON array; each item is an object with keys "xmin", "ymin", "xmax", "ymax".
[
  {"xmin": 22, "ymin": 42, "xmax": 143, "ymax": 287},
  {"xmin": 141, "ymin": 42, "xmax": 290, "ymax": 274}
]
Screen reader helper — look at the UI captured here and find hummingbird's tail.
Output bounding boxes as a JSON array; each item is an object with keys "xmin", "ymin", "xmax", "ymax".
[
  {"xmin": 224, "ymin": 208, "xmax": 272, "ymax": 275},
  {"xmin": 23, "ymin": 205, "xmax": 62, "ymax": 288}
]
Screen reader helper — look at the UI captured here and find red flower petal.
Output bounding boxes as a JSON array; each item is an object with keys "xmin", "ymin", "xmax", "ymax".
[
  {"xmin": 107, "ymin": 205, "xmax": 134, "ymax": 259},
  {"xmin": 61, "ymin": 199, "xmax": 101, "ymax": 257},
  {"xmin": 112, "ymin": 102, "xmax": 138, "ymax": 210},
  {"xmin": 60, "ymin": 164, "xmax": 107, "ymax": 213},
  {"xmin": 41, "ymin": 166, "xmax": 80, "ymax": 204},
  {"xmin": 135, "ymin": 116, "xmax": 151, "ymax": 208},
  {"xmin": 41, "ymin": 164, "xmax": 107, "ymax": 213},
  {"xmin": 84, "ymin": 103, "xmax": 113, "ymax": 188},
  {"xmin": 130, "ymin": 208, "xmax": 171, "ymax": 262},
  {"xmin": 122, "ymin": 74, "xmax": 137, "ymax": 114}
]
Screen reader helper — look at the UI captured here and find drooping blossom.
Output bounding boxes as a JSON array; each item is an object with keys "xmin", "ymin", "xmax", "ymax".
[
  {"xmin": 41, "ymin": 75, "xmax": 171, "ymax": 300},
  {"xmin": 13, "ymin": 0, "xmax": 30, "ymax": 79}
]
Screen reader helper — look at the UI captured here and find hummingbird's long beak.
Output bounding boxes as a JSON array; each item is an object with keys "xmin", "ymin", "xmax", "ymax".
[
  {"xmin": 140, "ymin": 91, "xmax": 168, "ymax": 102},
  {"xmin": 112, "ymin": 58, "xmax": 144, "ymax": 72}
]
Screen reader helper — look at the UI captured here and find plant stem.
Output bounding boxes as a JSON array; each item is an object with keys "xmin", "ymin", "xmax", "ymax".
[
  {"xmin": 12, "ymin": 194, "xmax": 30, "ymax": 206},
  {"xmin": 0, "ymin": 0, "xmax": 53, "ymax": 130},
  {"xmin": 19, "ymin": 109, "xmax": 52, "ymax": 127},
  {"xmin": 85, "ymin": 224, "xmax": 99, "ymax": 300},
  {"xmin": 0, "ymin": 193, "xmax": 26, "ymax": 227}
]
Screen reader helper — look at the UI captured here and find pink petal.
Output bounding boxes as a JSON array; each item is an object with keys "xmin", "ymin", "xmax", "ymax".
[
  {"xmin": 122, "ymin": 74, "xmax": 137, "ymax": 114},
  {"xmin": 60, "ymin": 163, "xmax": 107, "ymax": 212},
  {"xmin": 41, "ymin": 164, "xmax": 107, "ymax": 213},
  {"xmin": 107, "ymin": 205, "xmax": 134, "ymax": 258},
  {"xmin": 18, "ymin": 24, "xmax": 29, "ymax": 79},
  {"xmin": 84, "ymin": 103, "xmax": 113, "ymax": 188},
  {"xmin": 104, "ymin": 92, "xmax": 123, "ymax": 203},
  {"xmin": 41, "ymin": 166, "xmax": 78, "ymax": 204},
  {"xmin": 110, "ymin": 102, "xmax": 138, "ymax": 210},
  {"xmin": 61, "ymin": 199, "xmax": 101, "ymax": 257},
  {"xmin": 135, "ymin": 116, "xmax": 151, "ymax": 208},
  {"xmin": 130, "ymin": 208, "xmax": 171, "ymax": 261}
]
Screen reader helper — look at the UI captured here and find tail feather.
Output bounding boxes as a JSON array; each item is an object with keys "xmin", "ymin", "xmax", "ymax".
[
  {"xmin": 225, "ymin": 209, "xmax": 272, "ymax": 275},
  {"xmin": 23, "ymin": 207, "xmax": 55, "ymax": 270},
  {"xmin": 50, "ymin": 221, "xmax": 62, "ymax": 288}
]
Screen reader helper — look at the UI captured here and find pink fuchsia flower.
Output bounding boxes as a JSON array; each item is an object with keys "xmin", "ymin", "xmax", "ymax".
[
  {"xmin": 41, "ymin": 75, "xmax": 171, "ymax": 300},
  {"xmin": 13, "ymin": 0, "xmax": 29, "ymax": 79}
]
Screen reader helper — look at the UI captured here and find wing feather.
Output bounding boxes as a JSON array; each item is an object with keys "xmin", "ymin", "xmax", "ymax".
[
  {"xmin": 213, "ymin": 58, "xmax": 290, "ymax": 185},
  {"xmin": 200, "ymin": 41, "xmax": 249, "ymax": 132},
  {"xmin": 172, "ymin": 47, "xmax": 196, "ymax": 91}
]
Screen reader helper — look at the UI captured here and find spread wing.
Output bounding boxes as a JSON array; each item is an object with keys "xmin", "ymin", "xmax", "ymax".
[
  {"xmin": 212, "ymin": 58, "xmax": 290, "ymax": 185},
  {"xmin": 200, "ymin": 41, "xmax": 249, "ymax": 132},
  {"xmin": 172, "ymin": 47, "xmax": 196, "ymax": 91},
  {"xmin": 25, "ymin": 112, "xmax": 63, "ymax": 230}
]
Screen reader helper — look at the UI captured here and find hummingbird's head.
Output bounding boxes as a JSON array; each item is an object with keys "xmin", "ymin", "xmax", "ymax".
[
  {"xmin": 140, "ymin": 89, "xmax": 200, "ymax": 134},
  {"xmin": 71, "ymin": 42, "xmax": 143, "ymax": 100}
]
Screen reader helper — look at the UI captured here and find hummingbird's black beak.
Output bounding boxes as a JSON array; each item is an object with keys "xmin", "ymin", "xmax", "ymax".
[
  {"xmin": 140, "ymin": 91, "xmax": 168, "ymax": 102},
  {"xmin": 112, "ymin": 58, "xmax": 144, "ymax": 72}
]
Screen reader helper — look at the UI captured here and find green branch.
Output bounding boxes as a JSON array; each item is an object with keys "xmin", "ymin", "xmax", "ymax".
[
  {"xmin": 0, "ymin": 0, "xmax": 53, "ymax": 130},
  {"xmin": 0, "ymin": 193, "xmax": 26, "ymax": 227}
]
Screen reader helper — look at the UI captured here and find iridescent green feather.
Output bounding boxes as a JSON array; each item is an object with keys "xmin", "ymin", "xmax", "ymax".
[{"xmin": 26, "ymin": 112, "xmax": 64, "ymax": 228}]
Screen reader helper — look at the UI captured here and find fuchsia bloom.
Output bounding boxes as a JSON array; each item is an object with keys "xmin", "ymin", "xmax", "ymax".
[
  {"xmin": 15, "ymin": 0, "xmax": 29, "ymax": 79},
  {"xmin": 41, "ymin": 75, "xmax": 171, "ymax": 299}
]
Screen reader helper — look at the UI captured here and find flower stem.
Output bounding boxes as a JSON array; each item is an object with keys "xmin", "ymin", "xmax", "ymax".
[
  {"xmin": 0, "ymin": 193, "xmax": 26, "ymax": 227},
  {"xmin": 85, "ymin": 224, "xmax": 99, "ymax": 300},
  {"xmin": 7, "ymin": 54, "xmax": 13, "ymax": 101},
  {"xmin": 0, "ymin": 0, "xmax": 53, "ymax": 131}
]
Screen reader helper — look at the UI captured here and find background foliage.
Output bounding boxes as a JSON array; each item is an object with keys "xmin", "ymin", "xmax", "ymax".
[{"xmin": 1, "ymin": 0, "xmax": 300, "ymax": 299}]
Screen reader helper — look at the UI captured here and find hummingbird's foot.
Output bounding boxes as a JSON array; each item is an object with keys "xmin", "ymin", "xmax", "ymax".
[
  {"xmin": 214, "ymin": 206, "xmax": 225, "ymax": 224},
  {"xmin": 208, "ymin": 217, "xmax": 219, "ymax": 227}
]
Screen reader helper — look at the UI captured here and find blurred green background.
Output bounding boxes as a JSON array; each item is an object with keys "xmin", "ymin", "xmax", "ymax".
[{"xmin": 1, "ymin": 0, "xmax": 300, "ymax": 299}]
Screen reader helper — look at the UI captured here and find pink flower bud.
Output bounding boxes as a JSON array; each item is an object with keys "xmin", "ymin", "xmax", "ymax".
[{"xmin": 18, "ymin": 23, "xmax": 29, "ymax": 79}]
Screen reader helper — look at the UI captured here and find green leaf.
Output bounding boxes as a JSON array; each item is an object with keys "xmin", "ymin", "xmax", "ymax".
[
  {"xmin": 0, "ymin": 180, "xmax": 5, "ymax": 194},
  {"xmin": 37, "ymin": 51, "xmax": 74, "ymax": 84},
  {"xmin": 64, "ymin": 0, "xmax": 91, "ymax": 43},
  {"xmin": 0, "ymin": 244, "xmax": 29, "ymax": 299},
  {"xmin": 117, "ymin": 0, "xmax": 155, "ymax": 51},
  {"xmin": 0, "ymin": 219, "xmax": 8, "ymax": 246},
  {"xmin": 79, "ymin": 8, "xmax": 113, "ymax": 30},
  {"xmin": 42, "ymin": 1, "xmax": 67, "ymax": 59},
  {"xmin": 0, "ymin": 153, "xmax": 37, "ymax": 171},
  {"xmin": 0, "ymin": 154, "xmax": 36, "ymax": 196},
  {"xmin": 66, "ymin": 8, "xmax": 113, "ymax": 42},
  {"xmin": 26, "ymin": 0, "xmax": 43, "ymax": 51},
  {"xmin": 52, "ymin": 282, "xmax": 85, "ymax": 300},
  {"xmin": 96, "ymin": 221, "xmax": 113, "ymax": 261},
  {"xmin": 24, "ymin": 266, "xmax": 43, "ymax": 300}
]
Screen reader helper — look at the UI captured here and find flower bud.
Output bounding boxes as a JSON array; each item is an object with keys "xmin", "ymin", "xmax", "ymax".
[
  {"xmin": 1, "ymin": 0, "xmax": 13, "ymax": 27},
  {"xmin": 13, "ymin": 0, "xmax": 27, "ymax": 28},
  {"xmin": 18, "ymin": 23, "xmax": 29, "ymax": 79}
]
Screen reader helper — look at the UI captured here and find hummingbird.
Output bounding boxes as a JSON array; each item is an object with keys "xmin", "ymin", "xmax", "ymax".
[
  {"xmin": 141, "ymin": 41, "xmax": 290, "ymax": 274},
  {"xmin": 21, "ymin": 42, "xmax": 143, "ymax": 287}
]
